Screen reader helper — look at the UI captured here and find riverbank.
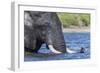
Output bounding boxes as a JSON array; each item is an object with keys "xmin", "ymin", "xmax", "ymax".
[{"xmin": 63, "ymin": 27, "xmax": 90, "ymax": 32}]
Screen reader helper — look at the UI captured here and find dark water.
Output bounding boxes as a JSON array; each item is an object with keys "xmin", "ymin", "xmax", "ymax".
[{"xmin": 24, "ymin": 32, "xmax": 90, "ymax": 61}]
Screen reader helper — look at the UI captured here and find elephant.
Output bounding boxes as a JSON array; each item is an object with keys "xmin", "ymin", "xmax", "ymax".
[{"xmin": 24, "ymin": 11, "xmax": 84, "ymax": 54}]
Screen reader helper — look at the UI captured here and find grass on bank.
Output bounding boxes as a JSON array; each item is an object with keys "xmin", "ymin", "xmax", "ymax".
[{"xmin": 57, "ymin": 12, "xmax": 90, "ymax": 28}]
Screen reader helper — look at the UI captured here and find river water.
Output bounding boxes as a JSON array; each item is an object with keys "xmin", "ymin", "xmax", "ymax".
[{"xmin": 24, "ymin": 32, "xmax": 90, "ymax": 61}]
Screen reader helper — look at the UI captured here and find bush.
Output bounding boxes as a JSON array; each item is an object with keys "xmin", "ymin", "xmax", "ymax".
[
  {"xmin": 57, "ymin": 12, "xmax": 90, "ymax": 28},
  {"xmin": 80, "ymin": 14, "xmax": 90, "ymax": 26}
]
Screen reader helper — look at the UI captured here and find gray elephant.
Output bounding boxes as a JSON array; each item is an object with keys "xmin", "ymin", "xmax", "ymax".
[{"xmin": 24, "ymin": 11, "xmax": 84, "ymax": 54}]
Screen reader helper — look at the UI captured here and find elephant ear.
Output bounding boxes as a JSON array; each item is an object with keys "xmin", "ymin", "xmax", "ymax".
[
  {"xmin": 50, "ymin": 13, "xmax": 66, "ymax": 53},
  {"xmin": 24, "ymin": 11, "xmax": 36, "ymax": 52}
]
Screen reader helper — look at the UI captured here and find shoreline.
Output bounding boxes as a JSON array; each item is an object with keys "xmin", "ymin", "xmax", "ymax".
[{"xmin": 62, "ymin": 27, "xmax": 90, "ymax": 33}]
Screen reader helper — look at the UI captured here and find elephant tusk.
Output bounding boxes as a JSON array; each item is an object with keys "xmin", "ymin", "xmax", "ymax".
[
  {"xmin": 66, "ymin": 48, "xmax": 77, "ymax": 53},
  {"xmin": 48, "ymin": 45, "xmax": 62, "ymax": 54}
]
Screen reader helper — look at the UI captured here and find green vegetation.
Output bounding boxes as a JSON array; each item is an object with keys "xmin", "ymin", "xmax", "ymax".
[{"xmin": 57, "ymin": 12, "xmax": 90, "ymax": 28}]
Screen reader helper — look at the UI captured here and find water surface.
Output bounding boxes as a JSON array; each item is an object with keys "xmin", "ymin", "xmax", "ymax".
[{"xmin": 24, "ymin": 32, "xmax": 90, "ymax": 61}]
